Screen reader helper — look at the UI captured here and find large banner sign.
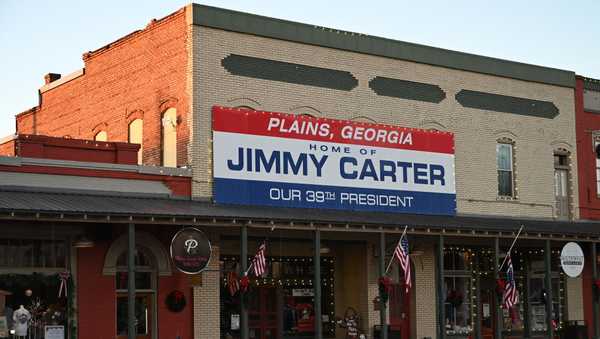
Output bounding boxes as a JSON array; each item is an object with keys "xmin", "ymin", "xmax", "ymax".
[{"xmin": 212, "ymin": 106, "xmax": 456, "ymax": 215}]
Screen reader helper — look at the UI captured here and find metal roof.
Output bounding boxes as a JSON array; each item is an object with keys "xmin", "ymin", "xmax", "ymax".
[{"xmin": 0, "ymin": 188, "xmax": 598, "ymax": 239}]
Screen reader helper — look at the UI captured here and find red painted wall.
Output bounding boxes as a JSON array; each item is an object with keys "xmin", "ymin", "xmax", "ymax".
[
  {"xmin": 78, "ymin": 243, "xmax": 116, "ymax": 339},
  {"xmin": 576, "ymin": 77, "xmax": 600, "ymax": 219},
  {"xmin": 77, "ymin": 230, "xmax": 194, "ymax": 339},
  {"xmin": 15, "ymin": 7, "xmax": 190, "ymax": 167}
]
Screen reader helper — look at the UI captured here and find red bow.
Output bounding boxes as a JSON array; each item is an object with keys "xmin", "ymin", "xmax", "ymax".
[
  {"xmin": 496, "ymin": 279, "xmax": 506, "ymax": 294},
  {"xmin": 378, "ymin": 276, "xmax": 393, "ymax": 295},
  {"xmin": 594, "ymin": 279, "xmax": 600, "ymax": 290},
  {"xmin": 240, "ymin": 275, "xmax": 250, "ymax": 293}
]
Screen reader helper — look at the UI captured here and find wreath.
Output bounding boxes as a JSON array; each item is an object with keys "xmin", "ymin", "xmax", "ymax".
[
  {"xmin": 165, "ymin": 290, "xmax": 186, "ymax": 312},
  {"xmin": 378, "ymin": 276, "xmax": 393, "ymax": 304}
]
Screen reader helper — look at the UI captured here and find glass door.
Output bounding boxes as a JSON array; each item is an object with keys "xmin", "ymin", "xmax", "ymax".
[{"xmin": 116, "ymin": 293, "xmax": 152, "ymax": 339}]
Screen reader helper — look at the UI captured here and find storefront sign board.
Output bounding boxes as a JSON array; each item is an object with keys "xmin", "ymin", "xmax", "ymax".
[
  {"xmin": 44, "ymin": 325, "xmax": 64, "ymax": 339},
  {"xmin": 212, "ymin": 106, "xmax": 456, "ymax": 215},
  {"xmin": 170, "ymin": 228, "xmax": 212, "ymax": 274},
  {"xmin": 560, "ymin": 242, "xmax": 584, "ymax": 277}
]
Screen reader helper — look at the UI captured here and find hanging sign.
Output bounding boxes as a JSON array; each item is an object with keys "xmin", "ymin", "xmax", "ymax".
[
  {"xmin": 212, "ymin": 106, "xmax": 456, "ymax": 215},
  {"xmin": 170, "ymin": 228, "xmax": 212, "ymax": 274},
  {"xmin": 560, "ymin": 242, "xmax": 584, "ymax": 278}
]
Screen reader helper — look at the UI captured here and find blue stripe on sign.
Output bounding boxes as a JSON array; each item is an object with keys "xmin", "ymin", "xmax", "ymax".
[{"xmin": 214, "ymin": 178, "xmax": 456, "ymax": 216}]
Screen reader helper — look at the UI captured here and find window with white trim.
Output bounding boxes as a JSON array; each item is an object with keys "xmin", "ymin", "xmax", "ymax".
[{"xmin": 497, "ymin": 142, "xmax": 514, "ymax": 197}]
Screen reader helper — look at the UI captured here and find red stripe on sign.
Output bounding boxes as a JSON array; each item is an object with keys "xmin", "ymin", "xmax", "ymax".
[{"xmin": 212, "ymin": 106, "xmax": 454, "ymax": 154}]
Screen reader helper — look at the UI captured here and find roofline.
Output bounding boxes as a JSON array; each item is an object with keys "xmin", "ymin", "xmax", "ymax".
[
  {"xmin": 0, "ymin": 156, "xmax": 193, "ymax": 177},
  {"xmin": 191, "ymin": 3, "xmax": 575, "ymax": 88}
]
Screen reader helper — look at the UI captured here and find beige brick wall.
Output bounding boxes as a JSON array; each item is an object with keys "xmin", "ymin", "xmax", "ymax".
[
  {"xmin": 566, "ymin": 276, "xmax": 584, "ymax": 321},
  {"xmin": 191, "ymin": 26, "xmax": 578, "ymax": 220},
  {"xmin": 193, "ymin": 245, "xmax": 221, "ymax": 339},
  {"xmin": 414, "ymin": 244, "xmax": 437, "ymax": 339}
]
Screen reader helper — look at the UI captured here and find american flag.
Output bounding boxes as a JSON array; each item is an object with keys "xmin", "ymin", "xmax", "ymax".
[
  {"xmin": 252, "ymin": 242, "xmax": 267, "ymax": 277},
  {"xmin": 503, "ymin": 255, "xmax": 519, "ymax": 309},
  {"xmin": 227, "ymin": 271, "xmax": 239, "ymax": 296},
  {"xmin": 394, "ymin": 236, "xmax": 412, "ymax": 292}
]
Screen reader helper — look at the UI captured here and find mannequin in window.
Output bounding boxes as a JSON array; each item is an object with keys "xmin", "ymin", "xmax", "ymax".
[
  {"xmin": 0, "ymin": 290, "xmax": 13, "ymax": 338},
  {"xmin": 12, "ymin": 305, "xmax": 31, "ymax": 338}
]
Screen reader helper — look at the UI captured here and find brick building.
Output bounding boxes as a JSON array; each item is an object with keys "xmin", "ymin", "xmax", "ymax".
[{"xmin": 3, "ymin": 4, "xmax": 600, "ymax": 339}]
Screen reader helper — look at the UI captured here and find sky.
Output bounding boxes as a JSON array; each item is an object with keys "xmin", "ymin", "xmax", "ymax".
[{"xmin": 0, "ymin": 0, "xmax": 599, "ymax": 138}]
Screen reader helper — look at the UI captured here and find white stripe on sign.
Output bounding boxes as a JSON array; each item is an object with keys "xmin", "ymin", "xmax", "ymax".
[{"xmin": 213, "ymin": 131, "xmax": 456, "ymax": 194}]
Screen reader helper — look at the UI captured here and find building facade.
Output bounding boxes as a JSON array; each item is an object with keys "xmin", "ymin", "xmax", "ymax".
[{"xmin": 4, "ymin": 4, "xmax": 600, "ymax": 339}]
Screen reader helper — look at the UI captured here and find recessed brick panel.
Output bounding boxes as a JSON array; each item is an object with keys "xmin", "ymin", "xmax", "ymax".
[
  {"xmin": 221, "ymin": 54, "xmax": 358, "ymax": 91},
  {"xmin": 455, "ymin": 89, "xmax": 559, "ymax": 119},
  {"xmin": 369, "ymin": 76, "xmax": 446, "ymax": 103}
]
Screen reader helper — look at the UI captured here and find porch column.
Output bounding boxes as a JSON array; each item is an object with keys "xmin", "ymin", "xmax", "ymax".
[
  {"xmin": 241, "ymin": 225, "xmax": 248, "ymax": 339},
  {"xmin": 127, "ymin": 223, "xmax": 136, "ymax": 339},
  {"xmin": 544, "ymin": 240, "xmax": 554, "ymax": 338},
  {"xmin": 314, "ymin": 229, "xmax": 323, "ymax": 339},
  {"xmin": 523, "ymin": 259, "xmax": 531, "ymax": 338},
  {"xmin": 379, "ymin": 232, "xmax": 388, "ymax": 339},
  {"xmin": 493, "ymin": 238, "xmax": 503, "ymax": 339},
  {"xmin": 593, "ymin": 243, "xmax": 599, "ymax": 339},
  {"xmin": 474, "ymin": 254, "xmax": 481, "ymax": 339},
  {"xmin": 436, "ymin": 235, "xmax": 446, "ymax": 339}
]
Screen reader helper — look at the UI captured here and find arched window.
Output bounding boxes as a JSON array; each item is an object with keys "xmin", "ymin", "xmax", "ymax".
[
  {"xmin": 94, "ymin": 131, "xmax": 108, "ymax": 142},
  {"xmin": 161, "ymin": 108, "xmax": 177, "ymax": 167},
  {"xmin": 497, "ymin": 138, "xmax": 516, "ymax": 198},
  {"xmin": 128, "ymin": 119, "xmax": 143, "ymax": 165}
]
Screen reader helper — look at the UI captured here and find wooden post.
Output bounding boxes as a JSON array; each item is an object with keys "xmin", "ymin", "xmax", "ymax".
[
  {"xmin": 494, "ymin": 238, "xmax": 503, "ymax": 339},
  {"xmin": 241, "ymin": 225, "xmax": 248, "ymax": 339},
  {"xmin": 380, "ymin": 232, "xmax": 388, "ymax": 339},
  {"xmin": 314, "ymin": 229, "xmax": 323, "ymax": 339},
  {"xmin": 127, "ymin": 223, "xmax": 136, "ymax": 339},
  {"xmin": 544, "ymin": 240, "xmax": 554, "ymax": 339},
  {"xmin": 437, "ymin": 235, "xmax": 446, "ymax": 339}
]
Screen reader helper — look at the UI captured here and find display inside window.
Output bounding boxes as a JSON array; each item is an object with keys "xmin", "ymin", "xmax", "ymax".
[
  {"xmin": 443, "ymin": 249, "xmax": 473, "ymax": 338},
  {"xmin": 220, "ymin": 256, "xmax": 335, "ymax": 339},
  {"xmin": 0, "ymin": 273, "xmax": 70, "ymax": 338}
]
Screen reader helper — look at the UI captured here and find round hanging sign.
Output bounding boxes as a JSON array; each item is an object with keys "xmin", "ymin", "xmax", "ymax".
[
  {"xmin": 170, "ymin": 228, "xmax": 212, "ymax": 274},
  {"xmin": 560, "ymin": 242, "xmax": 584, "ymax": 278}
]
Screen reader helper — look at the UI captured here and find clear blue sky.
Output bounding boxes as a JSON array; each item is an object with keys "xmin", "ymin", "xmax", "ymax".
[{"xmin": 1, "ymin": 1, "xmax": 599, "ymax": 138}]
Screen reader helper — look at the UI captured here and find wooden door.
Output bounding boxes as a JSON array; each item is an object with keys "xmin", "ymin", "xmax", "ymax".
[
  {"xmin": 248, "ymin": 287, "xmax": 278, "ymax": 339},
  {"xmin": 116, "ymin": 293, "xmax": 152, "ymax": 339}
]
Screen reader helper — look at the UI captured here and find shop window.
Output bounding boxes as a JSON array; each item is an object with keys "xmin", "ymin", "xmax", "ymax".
[
  {"xmin": 497, "ymin": 141, "xmax": 515, "ymax": 197},
  {"xmin": 161, "ymin": 108, "xmax": 177, "ymax": 167},
  {"xmin": 443, "ymin": 249, "xmax": 473, "ymax": 337},
  {"xmin": 0, "ymin": 238, "xmax": 70, "ymax": 338},
  {"xmin": 0, "ymin": 239, "xmax": 66, "ymax": 268},
  {"xmin": 94, "ymin": 130, "xmax": 108, "ymax": 142},
  {"xmin": 220, "ymin": 256, "xmax": 336, "ymax": 338},
  {"xmin": 128, "ymin": 119, "xmax": 143, "ymax": 165}
]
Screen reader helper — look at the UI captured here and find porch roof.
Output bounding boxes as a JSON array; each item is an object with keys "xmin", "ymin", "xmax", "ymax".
[{"xmin": 0, "ymin": 187, "xmax": 598, "ymax": 240}]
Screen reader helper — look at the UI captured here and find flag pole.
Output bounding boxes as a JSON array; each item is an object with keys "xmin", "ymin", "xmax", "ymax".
[
  {"xmin": 498, "ymin": 225, "xmax": 524, "ymax": 272},
  {"xmin": 384, "ymin": 226, "xmax": 408, "ymax": 275}
]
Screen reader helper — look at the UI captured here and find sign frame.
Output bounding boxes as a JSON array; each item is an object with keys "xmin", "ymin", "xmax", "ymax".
[{"xmin": 170, "ymin": 227, "xmax": 212, "ymax": 275}]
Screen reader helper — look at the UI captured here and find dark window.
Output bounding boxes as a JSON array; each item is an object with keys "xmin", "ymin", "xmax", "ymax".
[{"xmin": 497, "ymin": 143, "xmax": 514, "ymax": 197}]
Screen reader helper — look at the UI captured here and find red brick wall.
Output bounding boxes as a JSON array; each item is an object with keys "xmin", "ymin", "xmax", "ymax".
[
  {"xmin": 16, "ymin": 8, "xmax": 190, "ymax": 167},
  {"xmin": 575, "ymin": 77, "xmax": 600, "ymax": 219}
]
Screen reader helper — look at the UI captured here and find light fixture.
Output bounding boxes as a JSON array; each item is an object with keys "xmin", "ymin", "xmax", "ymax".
[
  {"xmin": 72, "ymin": 235, "xmax": 95, "ymax": 248},
  {"xmin": 320, "ymin": 246, "xmax": 331, "ymax": 254}
]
